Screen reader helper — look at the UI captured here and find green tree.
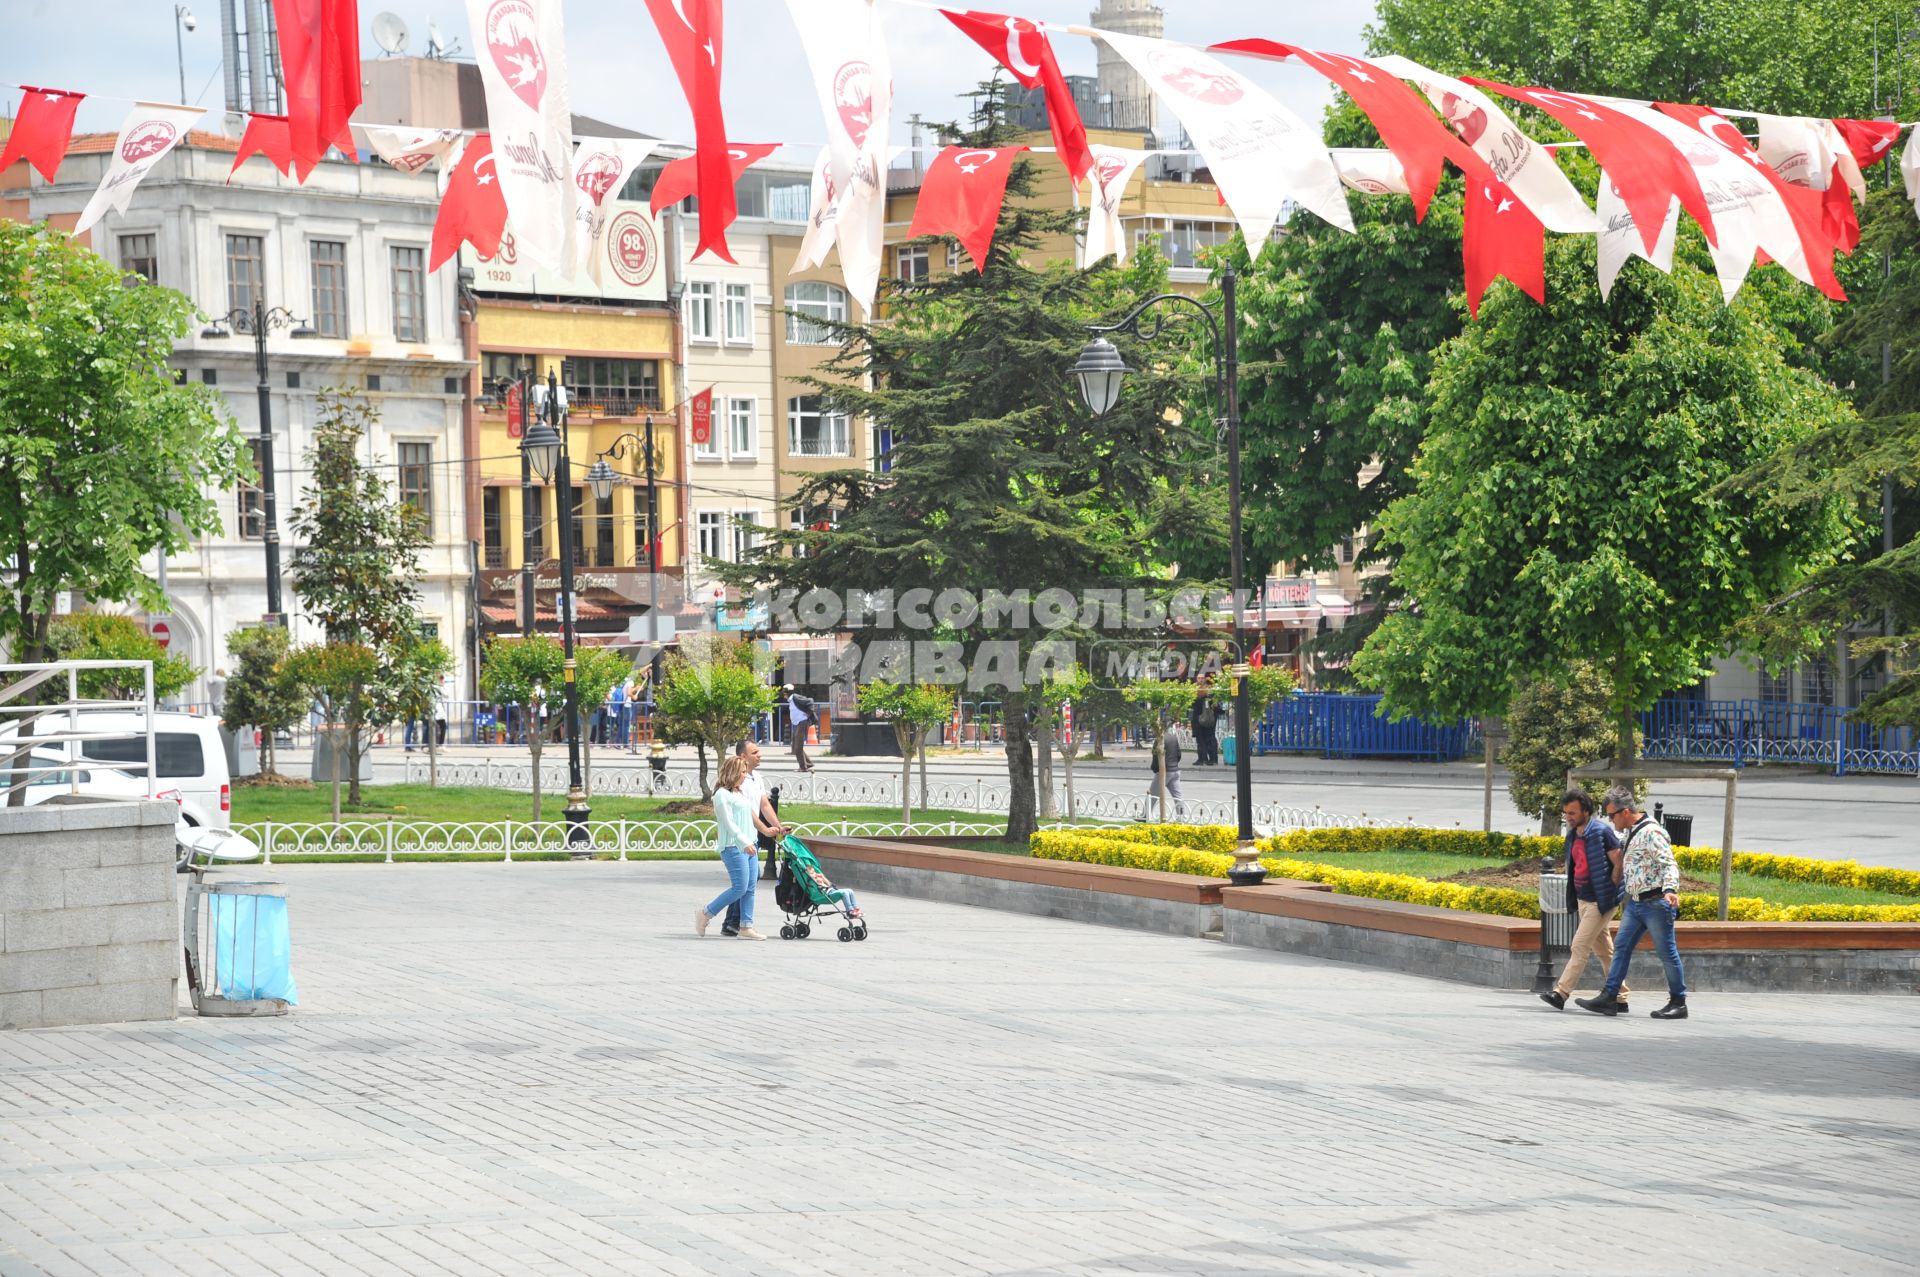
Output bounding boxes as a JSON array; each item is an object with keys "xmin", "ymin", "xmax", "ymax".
[
  {"xmin": 46, "ymin": 614, "xmax": 196, "ymax": 701},
  {"xmin": 1122, "ymin": 678, "xmax": 1198, "ymax": 825},
  {"xmin": 1503, "ymin": 663, "xmax": 1644, "ymax": 834},
  {"xmin": 1243, "ymin": 665, "xmax": 1298, "ymax": 722},
  {"xmin": 223, "ymin": 623, "xmax": 306, "ymax": 779},
  {"xmin": 856, "ymin": 680, "xmax": 956, "ymax": 825},
  {"xmin": 388, "ymin": 636, "xmax": 454, "ymax": 788},
  {"xmin": 284, "ymin": 641, "xmax": 377, "ymax": 824},
  {"xmin": 1352, "ymin": 237, "xmax": 1858, "ymax": 759},
  {"xmin": 289, "ymin": 392, "xmax": 427, "ymax": 803},
  {"xmin": 572, "ymin": 645, "xmax": 635, "ymax": 799},
  {"xmin": 1035, "ymin": 664, "xmax": 1091, "ymax": 823},
  {"xmin": 655, "ymin": 636, "xmax": 775, "ymax": 800},
  {"xmin": 0, "ymin": 222, "xmax": 243, "ymax": 673},
  {"xmin": 478, "ymin": 635, "xmax": 566, "ymax": 820}
]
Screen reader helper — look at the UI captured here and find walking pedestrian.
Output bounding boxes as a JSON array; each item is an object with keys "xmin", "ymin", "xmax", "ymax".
[
  {"xmin": 695, "ymin": 755, "xmax": 765, "ymax": 941},
  {"xmin": 1577, "ymin": 786, "xmax": 1689, "ymax": 1020},
  {"xmin": 1540, "ymin": 788, "xmax": 1627, "ymax": 1011},
  {"xmin": 721, "ymin": 740, "xmax": 785, "ymax": 937},
  {"xmin": 1147, "ymin": 723, "xmax": 1184, "ymax": 820},
  {"xmin": 786, "ymin": 684, "xmax": 819, "ymax": 772}
]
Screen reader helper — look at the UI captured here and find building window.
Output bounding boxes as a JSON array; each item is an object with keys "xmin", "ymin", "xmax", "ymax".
[
  {"xmin": 697, "ymin": 510, "xmax": 726, "ymax": 564},
  {"xmin": 1802, "ymin": 656, "xmax": 1835, "ymax": 706},
  {"xmin": 787, "ymin": 395, "xmax": 851, "ymax": 457},
  {"xmin": 732, "ymin": 511, "xmax": 760, "ymax": 563},
  {"xmin": 1339, "ymin": 535, "xmax": 1354, "ymax": 564},
  {"xmin": 693, "ymin": 410, "xmax": 722, "ymax": 460},
  {"xmin": 226, "ymin": 233, "xmax": 264, "ymax": 315},
  {"xmin": 483, "ymin": 489, "xmax": 505, "ymax": 567},
  {"xmin": 784, "ymin": 281, "xmax": 847, "ymax": 345},
  {"xmin": 236, "ymin": 437, "xmax": 266, "ymax": 539},
  {"xmin": 946, "ymin": 242, "xmax": 961, "ymax": 272},
  {"xmin": 564, "ymin": 357, "xmax": 660, "ymax": 414},
  {"xmin": 397, "ymin": 442, "xmax": 432, "ymax": 521},
  {"xmin": 390, "ymin": 245, "xmax": 426, "ymax": 342},
  {"xmin": 309, "ymin": 240, "xmax": 348, "ymax": 337},
  {"xmin": 789, "ymin": 505, "xmax": 838, "ymax": 558},
  {"xmin": 1758, "ymin": 668, "xmax": 1791, "ymax": 703},
  {"xmin": 723, "ymin": 282, "xmax": 752, "ymax": 343},
  {"xmin": 567, "ymin": 489, "xmax": 589, "ymax": 566},
  {"xmin": 728, "ymin": 397, "xmax": 757, "ymax": 458},
  {"xmin": 871, "ymin": 422, "xmax": 895, "ymax": 473},
  {"xmin": 119, "ymin": 233, "xmax": 157, "ymax": 284},
  {"xmin": 594, "ymin": 491, "xmax": 615, "ymax": 567},
  {"xmin": 633, "ymin": 504, "xmax": 654, "ymax": 567},
  {"xmin": 686, "ymin": 280, "xmax": 716, "ymax": 341},
  {"xmin": 895, "ymin": 244, "xmax": 929, "ymax": 283},
  {"xmin": 525, "ymin": 487, "xmax": 547, "ymax": 561}
]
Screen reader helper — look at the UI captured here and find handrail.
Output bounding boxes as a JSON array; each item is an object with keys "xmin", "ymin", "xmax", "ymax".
[{"xmin": 0, "ymin": 660, "xmax": 158, "ymax": 801}]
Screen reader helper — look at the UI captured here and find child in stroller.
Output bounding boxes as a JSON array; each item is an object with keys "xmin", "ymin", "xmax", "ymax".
[{"xmin": 776, "ymin": 833, "xmax": 871, "ymax": 942}]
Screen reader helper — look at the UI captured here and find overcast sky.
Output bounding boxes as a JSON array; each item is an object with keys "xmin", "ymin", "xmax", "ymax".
[{"xmin": 8, "ymin": 0, "xmax": 1379, "ymax": 146}]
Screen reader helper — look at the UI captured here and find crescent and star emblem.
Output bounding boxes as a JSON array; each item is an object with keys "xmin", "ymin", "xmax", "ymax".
[
  {"xmin": 954, "ymin": 149, "xmax": 997, "ymax": 175},
  {"xmin": 1003, "ymin": 19, "xmax": 1042, "ymax": 80}
]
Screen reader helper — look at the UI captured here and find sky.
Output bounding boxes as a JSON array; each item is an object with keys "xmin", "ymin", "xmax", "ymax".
[{"xmin": 6, "ymin": 0, "xmax": 1380, "ymax": 148}]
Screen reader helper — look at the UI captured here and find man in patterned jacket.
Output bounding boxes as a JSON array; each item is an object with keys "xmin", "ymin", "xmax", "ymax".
[{"xmin": 1578, "ymin": 786, "xmax": 1689, "ymax": 1020}]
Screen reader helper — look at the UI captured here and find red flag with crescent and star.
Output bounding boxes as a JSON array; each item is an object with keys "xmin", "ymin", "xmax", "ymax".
[
  {"xmin": 1833, "ymin": 118, "xmax": 1902, "ymax": 172},
  {"xmin": 649, "ymin": 143, "xmax": 780, "ymax": 215},
  {"xmin": 430, "ymin": 135, "xmax": 508, "ymax": 272},
  {"xmin": 0, "ymin": 87, "xmax": 85, "ymax": 182},
  {"xmin": 1462, "ymin": 174, "xmax": 1545, "ymax": 318},
  {"xmin": 642, "ymin": 0, "xmax": 738, "ymax": 261},
  {"xmin": 908, "ymin": 146, "xmax": 1026, "ymax": 270},
  {"xmin": 231, "ymin": 114, "xmax": 296, "ymax": 180},
  {"xmin": 942, "ymin": 9, "xmax": 1091, "ymax": 183}
]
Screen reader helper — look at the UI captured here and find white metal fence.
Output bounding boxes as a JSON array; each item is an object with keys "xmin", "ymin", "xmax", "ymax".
[{"xmin": 1, "ymin": 660, "xmax": 159, "ymax": 801}]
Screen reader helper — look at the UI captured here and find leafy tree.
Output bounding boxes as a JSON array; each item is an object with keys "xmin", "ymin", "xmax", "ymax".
[
  {"xmin": 655, "ymin": 636, "xmax": 775, "ymax": 800},
  {"xmin": 1035, "ymin": 664, "xmax": 1091, "ymax": 823},
  {"xmin": 572, "ymin": 645, "xmax": 635, "ymax": 799},
  {"xmin": 1123, "ymin": 678, "xmax": 1198, "ymax": 824},
  {"xmin": 1071, "ymin": 681, "xmax": 1134, "ymax": 762},
  {"xmin": 47, "ymin": 614, "xmax": 196, "ymax": 701},
  {"xmin": 284, "ymin": 641, "xmax": 377, "ymax": 824},
  {"xmin": 1503, "ymin": 663, "xmax": 1644, "ymax": 834},
  {"xmin": 223, "ymin": 623, "xmax": 306, "ymax": 778},
  {"xmin": 388, "ymin": 636, "xmax": 454, "ymax": 788},
  {"xmin": 1352, "ymin": 237, "xmax": 1858, "ymax": 759},
  {"xmin": 289, "ymin": 392, "xmax": 427, "ymax": 803},
  {"xmin": 478, "ymin": 635, "xmax": 566, "ymax": 820},
  {"xmin": 1244, "ymin": 665, "xmax": 1298, "ymax": 722},
  {"xmin": 856, "ymin": 680, "xmax": 955, "ymax": 825},
  {"xmin": 0, "ymin": 222, "xmax": 243, "ymax": 683}
]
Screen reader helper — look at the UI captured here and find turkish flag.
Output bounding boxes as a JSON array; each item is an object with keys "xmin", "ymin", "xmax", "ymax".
[
  {"xmin": 1213, "ymin": 41, "xmax": 1494, "ymax": 221},
  {"xmin": 0, "ymin": 87, "xmax": 85, "ymax": 183},
  {"xmin": 1473, "ymin": 78, "xmax": 1716, "ymax": 254},
  {"xmin": 642, "ymin": 0, "xmax": 737, "ymax": 261},
  {"xmin": 1462, "ymin": 175, "xmax": 1545, "ymax": 318},
  {"xmin": 230, "ymin": 114, "xmax": 295, "ymax": 180},
  {"xmin": 690, "ymin": 387, "xmax": 714, "ymax": 446},
  {"xmin": 274, "ymin": 0, "xmax": 361, "ymax": 179},
  {"xmin": 908, "ymin": 146, "xmax": 1025, "ymax": 270},
  {"xmin": 430, "ymin": 135, "xmax": 508, "ymax": 272},
  {"xmin": 649, "ymin": 143, "xmax": 780, "ymax": 215},
  {"xmin": 1833, "ymin": 118, "xmax": 1902, "ymax": 172},
  {"xmin": 944, "ymin": 9, "xmax": 1092, "ymax": 182}
]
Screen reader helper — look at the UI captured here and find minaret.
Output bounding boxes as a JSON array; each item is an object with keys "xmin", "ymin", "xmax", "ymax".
[{"xmin": 1090, "ymin": 0, "xmax": 1164, "ymax": 136}]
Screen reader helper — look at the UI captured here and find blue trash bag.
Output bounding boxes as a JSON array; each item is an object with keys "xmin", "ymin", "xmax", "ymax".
[
  {"xmin": 209, "ymin": 892, "xmax": 300, "ymax": 1005},
  {"xmin": 1221, "ymin": 734, "xmax": 1238, "ymax": 766}
]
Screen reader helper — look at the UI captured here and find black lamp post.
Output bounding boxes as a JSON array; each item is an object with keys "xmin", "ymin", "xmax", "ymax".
[
  {"xmin": 587, "ymin": 414, "xmax": 670, "ymax": 779},
  {"xmin": 1073, "ymin": 265, "xmax": 1263, "ymax": 885},
  {"xmin": 201, "ymin": 301, "xmax": 317, "ymax": 626},
  {"xmin": 519, "ymin": 371, "xmax": 592, "ymax": 852}
]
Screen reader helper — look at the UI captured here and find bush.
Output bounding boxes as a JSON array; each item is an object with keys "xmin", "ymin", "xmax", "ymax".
[
  {"xmin": 1117, "ymin": 823, "xmax": 1241, "ymax": 855},
  {"xmin": 1259, "ymin": 857, "xmax": 1540, "ymax": 919},
  {"xmin": 1030, "ymin": 831, "xmax": 1233, "ymax": 877}
]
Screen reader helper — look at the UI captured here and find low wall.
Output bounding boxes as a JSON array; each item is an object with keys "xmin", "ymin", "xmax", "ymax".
[{"xmin": 1, "ymin": 798, "xmax": 179, "ymax": 1030}]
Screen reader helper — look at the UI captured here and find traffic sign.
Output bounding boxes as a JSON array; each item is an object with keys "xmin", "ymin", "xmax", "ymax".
[{"xmin": 150, "ymin": 620, "xmax": 171, "ymax": 650}]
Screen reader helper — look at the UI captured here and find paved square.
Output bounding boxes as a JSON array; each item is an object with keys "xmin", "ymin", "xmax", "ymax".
[{"xmin": 2, "ymin": 862, "xmax": 1915, "ymax": 1276}]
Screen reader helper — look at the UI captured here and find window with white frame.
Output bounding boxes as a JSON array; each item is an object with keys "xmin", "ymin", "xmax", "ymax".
[
  {"xmin": 789, "ymin": 505, "xmax": 839, "ymax": 557},
  {"xmin": 731, "ymin": 511, "xmax": 760, "ymax": 562},
  {"xmin": 390, "ymin": 245, "xmax": 427, "ymax": 342},
  {"xmin": 946, "ymin": 242, "xmax": 961, "ymax": 272},
  {"xmin": 693, "ymin": 406, "xmax": 723, "ymax": 460},
  {"xmin": 784, "ymin": 281, "xmax": 847, "ymax": 345},
  {"xmin": 724, "ymin": 396, "xmax": 756, "ymax": 457},
  {"xmin": 697, "ymin": 510, "xmax": 726, "ymax": 563},
  {"xmin": 685, "ymin": 281, "xmax": 716, "ymax": 341},
  {"xmin": 896, "ymin": 244, "xmax": 929, "ymax": 283},
  {"xmin": 787, "ymin": 395, "xmax": 851, "ymax": 457},
  {"xmin": 723, "ymin": 282, "xmax": 752, "ymax": 343}
]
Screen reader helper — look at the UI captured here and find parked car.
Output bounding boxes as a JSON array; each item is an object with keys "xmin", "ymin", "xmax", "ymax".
[
  {"xmin": 8, "ymin": 747, "xmax": 256, "ymax": 870},
  {"xmin": 0, "ymin": 709, "xmax": 231, "ymax": 830}
]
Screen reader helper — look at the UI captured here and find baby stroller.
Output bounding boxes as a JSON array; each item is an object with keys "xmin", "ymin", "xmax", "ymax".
[{"xmin": 775, "ymin": 832, "xmax": 870, "ymax": 942}]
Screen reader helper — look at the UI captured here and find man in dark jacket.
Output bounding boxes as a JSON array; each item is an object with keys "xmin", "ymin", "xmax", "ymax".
[
  {"xmin": 1540, "ymin": 788, "xmax": 1628, "ymax": 1011},
  {"xmin": 785, "ymin": 684, "xmax": 819, "ymax": 772},
  {"xmin": 1188, "ymin": 682, "xmax": 1221, "ymax": 766}
]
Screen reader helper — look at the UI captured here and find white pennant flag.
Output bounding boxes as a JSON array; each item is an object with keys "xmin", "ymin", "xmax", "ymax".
[
  {"xmin": 1099, "ymin": 30, "xmax": 1350, "ymax": 257},
  {"xmin": 1903, "ymin": 128, "xmax": 1920, "ymax": 218},
  {"xmin": 358, "ymin": 126, "xmax": 464, "ymax": 174},
  {"xmin": 571, "ymin": 137, "xmax": 660, "ymax": 283},
  {"xmin": 76, "ymin": 102, "xmax": 206, "ymax": 235},
  {"xmin": 1371, "ymin": 55, "xmax": 1597, "ymax": 234},
  {"xmin": 795, "ymin": 146, "xmax": 839, "ymax": 272},
  {"xmin": 1081, "ymin": 144, "xmax": 1150, "ymax": 266},
  {"xmin": 1332, "ymin": 149, "xmax": 1411, "ymax": 196},
  {"xmin": 784, "ymin": 0, "xmax": 893, "ymax": 316},
  {"xmin": 1596, "ymin": 178, "xmax": 1678, "ymax": 300},
  {"xmin": 1753, "ymin": 114, "xmax": 1855, "ymax": 191},
  {"xmin": 464, "ymin": 0, "xmax": 576, "ymax": 272}
]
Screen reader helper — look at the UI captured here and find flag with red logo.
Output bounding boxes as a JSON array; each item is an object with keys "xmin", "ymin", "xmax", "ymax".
[
  {"xmin": 689, "ymin": 387, "xmax": 714, "ymax": 446},
  {"xmin": 643, "ymin": 0, "xmax": 736, "ymax": 262},
  {"xmin": 430, "ymin": 135, "xmax": 509, "ymax": 272},
  {"xmin": 1462, "ymin": 175, "xmax": 1545, "ymax": 318},
  {"xmin": 1081, "ymin": 144, "xmax": 1150, "ymax": 266},
  {"xmin": 75, "ymin": 103, "xmax": 206, "ymax": 235},
  {"xmin": 649, "ymin": 143, "xmax": 780, "ymax": 214},
  {"xmin": 231, "ymin": 114, "xmax": 295, "ymax": 180},
  {"xmin": 1331, "ymin": 148, "xmax": 1411, "ymax": 195},
  {"xmin": 943, "ymin": 9, "xmax": 1091, "ymax": 183},
  {"xmin": 464, "ymin": 0, "xmax": 577, "ymax": 272},
  {"xmin": 271, "ymin": 0, "xmax": 361, "ymax": 177},
  {"xmin": 0, "ymin": 87, "xmax": 85, "ymax": 182},
  {"xmin": 1903, "ymin": 129, "xmax": 1920, "ymax": 220},
  {"xmin": 357, "ymin": 125, "xmax": 464, "ymax": 174},
  {"xmin": 1754, "ymin": 114, "xmax": 1867, "ymax": 253},
  {"xmin": 571, "ymin": 137, "xmax": 660, "ymax": 283},
  {"xmin": 908, "ymin": 146, "xmax": 1025, "ymax": 270}
]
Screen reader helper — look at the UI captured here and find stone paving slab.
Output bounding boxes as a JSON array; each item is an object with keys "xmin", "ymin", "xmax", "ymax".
[{"xmin": 0, "ymin": 862, "xmax": 1916, "ymax": 1276}]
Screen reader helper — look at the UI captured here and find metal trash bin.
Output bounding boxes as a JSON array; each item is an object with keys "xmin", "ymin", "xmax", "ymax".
[
  {"xmin": 1538, "ymin": 870, "xmax": 1575, "ymax": 948},
  {"xmin": 1661, "ymin": 813, "xmax": 1695, "ymax": 846},
  {"xmin": 183, "ymin": 873, "xmax": 297, "ymax": 1016}
]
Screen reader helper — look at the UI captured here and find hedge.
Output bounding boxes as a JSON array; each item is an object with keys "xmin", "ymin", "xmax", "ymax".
[
  {"xmin": 1028, "ymin": 831, "xmax": 1235, "ymax": 878},
  {"xmin": 1116, "ymin": 823, "xmax": 1241, "ymax": 855}
]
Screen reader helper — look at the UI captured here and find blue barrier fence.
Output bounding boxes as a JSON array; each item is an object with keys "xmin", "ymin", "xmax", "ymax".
[
  {"xmin": 1639, "ymin": 697, "xmax": 1919, "ymax": 775},
  {"xmin": 1253, "ymin": 693, "xmax": 1475, "ymax": 762}
]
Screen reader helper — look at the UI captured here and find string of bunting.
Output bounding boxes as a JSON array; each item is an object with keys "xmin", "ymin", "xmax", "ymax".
[{"xmin": 4, "ymin": 0, "xmax": 1918, "ymax": 318}]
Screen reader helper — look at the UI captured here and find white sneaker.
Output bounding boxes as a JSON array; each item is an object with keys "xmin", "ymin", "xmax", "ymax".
[
  {"xmin": 694, "ymin": 909, "xmax": 710, "ymax": 937},
  {"xmin": 737, "ymin": 927, "xmax": 766, "ymax": 941}
]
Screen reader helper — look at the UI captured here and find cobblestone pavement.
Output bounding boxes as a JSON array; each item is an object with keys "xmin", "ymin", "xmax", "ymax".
[{"xmin": 2, "ymin": 863, "xmax": 1915, "ymax": 1277}]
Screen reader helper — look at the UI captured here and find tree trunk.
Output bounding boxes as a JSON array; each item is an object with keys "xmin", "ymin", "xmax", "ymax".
[
  {"xmin": 918, "ymin": 737, "xmax": 930, "ymax": 815},
  {"xmin": 897, "ymin": 723, "xmax": 914, "ymax": 826},
  {"xmin": 426, "ymin": 721, "xmax": 439, "ymax": 788},
  {"xmin": 583, "ymin": 735, "xmax": 593, "ymax": 800},
  {"xmin": 263, "ymin": 727, "xmax": 276, "ymax": 778},
  {"xmin": 1002, "ymin": 699, "xmax": 1037, "ymax": 842},
  {"xmin": 329, "ymin": 725, "xmax": 343, "ymax": 824},
  {"xmin": 1085, "ymin": 710, "xmax": 1105, "ymax": 760},
  {"xmin": 1035, "ymin": 708, "xmax": 1056, "ymax": 820},
  {"xmin": 696, "ymin": 742, "xmax": 712, "ymax": 800},
  {"xmin": 1152, "ymin": 713, "xmax": 1168, "ymax": 824},
  {"xmin": 345, "ymin": 689, "xmax": 364, "ymax": 805},
  {"xmin": 1062, "ymin": 745, "xmax": 1077, "ymax": 825},
  {"xmin": 1539, "ymin": 808, "xmax": 1559, "ymax": 836},
  {"xmin": 528, "ymin": 733, "xmax": 544, "ymax": 822}
]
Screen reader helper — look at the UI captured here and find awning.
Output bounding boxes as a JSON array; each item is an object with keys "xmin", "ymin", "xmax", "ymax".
[{"xmin": 1316, "ymin": 589, "xmax": 1355, "ymax": 618}]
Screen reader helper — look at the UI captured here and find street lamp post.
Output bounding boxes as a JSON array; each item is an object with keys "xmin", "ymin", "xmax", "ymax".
[
  {"xmin": 1073, "ymin": 265, "xmax": 1263, "ymax": 885},
  {"xmin": 174, "ymin": 6, "xmax": 195, "ymax": 105},
  {"xmin": 496, "ymin": 369, "xmax": 540, "ymax": 637},
  {"xmin": 520, "ymin": 372, "xmax": 593, "ymax": 852},
  {"xmin": 202, "ymin": 301, "xmax": 317, "ymax": 625},
  {"xmin": 586, "ymin": 414, "xmax": 669, "ymax": 780}
]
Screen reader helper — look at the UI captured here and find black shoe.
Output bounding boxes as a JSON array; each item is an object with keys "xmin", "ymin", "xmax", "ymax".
[
  {"xmin": 1539, "ymin": 991, "xmax": 1566, "ymax": 1010},
  {"xmin": 1616, "ymin": 1001, "xmax": 1629, "ymax": 1014},
  {"xmin": 1651, "ymin": 997, "xmax": 1688, "ymax": 1020},
  {"xmin": 721, "ymin": 926, "xmax": 739, "ymax": 937},
  {"xmin": 1575, "ymin": 992, "xmax": 1623, "ymax": 1016}
]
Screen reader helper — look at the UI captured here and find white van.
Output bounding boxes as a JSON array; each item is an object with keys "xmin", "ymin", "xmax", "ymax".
[{"xmin": 0, "ymin": 710, "xmax": 232, "ymax": 830}]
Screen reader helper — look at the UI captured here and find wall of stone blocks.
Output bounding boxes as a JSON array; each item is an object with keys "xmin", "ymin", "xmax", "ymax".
[
  {"xmin": 816, "ymin": 856, "xmax": 1220, "ymax": 938},
  {"xmin": 1, "ymin": 799, "xmax": 179, "ymax": 1030}
]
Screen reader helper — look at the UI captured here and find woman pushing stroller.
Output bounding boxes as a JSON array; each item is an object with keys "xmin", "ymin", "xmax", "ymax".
[{"xmin": 694, "ymin": 755, "xmax": 766, "ymax": 940}]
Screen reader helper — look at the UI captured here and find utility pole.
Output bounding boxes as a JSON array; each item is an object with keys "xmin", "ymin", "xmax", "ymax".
[
  {"xmin": 644, "ymin": 413, "xmax": 668, "ymax": 779},
  {"xmin": 517, "ymin": 367, "xmax": 537, "ymax": 638}
]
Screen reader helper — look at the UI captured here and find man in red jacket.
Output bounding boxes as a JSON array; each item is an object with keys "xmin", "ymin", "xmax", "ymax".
[{"xmin": 1541, "ymin": 788, "xmax": 1627, "ymax": 1011}]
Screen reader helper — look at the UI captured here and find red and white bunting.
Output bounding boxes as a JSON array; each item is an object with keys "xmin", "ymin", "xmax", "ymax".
[
  {"xmin": 463, "ymin": 0, "xmax": 576, "ymax": 272},
  {"xmin": 643, "ymin": 0, "xmax": 735, "ymax": 261},
  {"xmin": 1595, "ymin": 175, "xmax": 1678, "ymax": 299},
  {"xmin": 358, "ymin": 125, "xmax": 464, "ymax": 174},
  {"xmin": 75, "ymin": 102, "xmax": 205, "ymax": 235},
  {"xmin": 1754, "ymin": 114, "xmax": 1867, "ymax": 252},
  {"xmin": 571, "ymin": 137, "xmax": 659, "ymax": 284},
  {"xmin": 908, "ymin": 146, "xmax": 1025, "ymax": 270},
  {"xmin": 231, "ymin": 114, "xmax": 295, "ymax": 180},
  {"xmin": 0, "ymin": 86, "xmax": 85, "ymax": 182},
  {"xmin": 1904, "ymin": 130, "xmax": 1920, "ymax": 219},
  {"xmin": 795, "ymin": 145, "xmax": 838, "ymax": 271},
  {"xmin": 429, "ymin": 134, "xmax": 508, "ymax": 272},
  {"xmin": 945, "ymin": 9, "xmax": 1092, "ymax": 183},
  {"xmin": 272, "ymin": 0, "xmax": 360, "ymax": 178},
  {"xmin": 649, "ymin": 143, "xmax": 780, "ymax": 214},
  {"xmin": 1081, "ymin": 144, "xmax": 1150, "ymax": 266},
  {"xmin": 784, "ymin": 0, "xmax": 893, "ymax": 315},
  {"xmin": 1461, "ymin": 175, "xmax": 1545, "ymax": 318},
  {"xmin": 1332, "ymin": 149, "xmax": 1410, "ymax": 196}
]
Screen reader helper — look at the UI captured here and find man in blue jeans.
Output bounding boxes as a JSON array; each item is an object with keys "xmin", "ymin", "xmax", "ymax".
[{"xmin": 1578, "ymin": 785, "xmax": 1689, "ymax": 1020}]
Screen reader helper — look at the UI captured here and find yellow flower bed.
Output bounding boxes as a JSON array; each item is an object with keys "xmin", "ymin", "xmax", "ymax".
[
  {"xmin": 1116, "ymin": 823, "xmax": 1241, "ymax": 855},
  {"xmin": 1260, "ymin": 857, "xmax": 1539, "ymax": 919},
  {"xmin": 1028, "ymin": 831, "xmax": 1235, "ymax": 878}
]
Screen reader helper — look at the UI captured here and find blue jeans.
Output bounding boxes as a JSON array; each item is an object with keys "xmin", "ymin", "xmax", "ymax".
[
  {"xmin": 706, "ymin": 846, "xmax": 756, "ymax": 927},
  {"xmin": 1603, "ymin": 898, "xmax": 1686, "ymax": 999}
]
